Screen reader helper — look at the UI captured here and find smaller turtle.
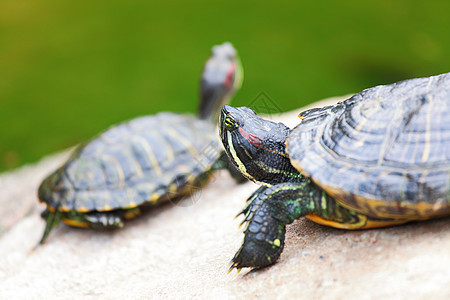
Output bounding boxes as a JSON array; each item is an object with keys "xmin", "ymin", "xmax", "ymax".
[
  {"xmin": 38, "ymin": 42, "xmax": 244, "ymax": 244},
  {"xmin": 219, "ymin": 72, "xmax": 450, "ymax": 270}
]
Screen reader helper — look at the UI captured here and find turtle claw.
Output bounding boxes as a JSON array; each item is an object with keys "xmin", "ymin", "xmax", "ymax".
[
  {"xmin": 236, "ymin": 209, "xmax": 253, "ymax": 229},
  {"xmin": 234, "ymin": 211, "xmax": 244, "ymax": 220},
  {"xmin": 227, "ymin": 267, "xmax": 242, "ymax": 274},
  {"xmin": 227, "ymin": 265, "xmax": 234, "ymax": 274},
  {"xmin": 237, "ymin": 207, "xmax": 256, "ymax": 228},
  {"xmin": 227, "ymin": 258, "xmax": 245, "ymax": 274},
  {"xmin": 231, "ymin": 219, "xmax": 287, "ymax": 270},
  {"xmin": 227, "ymin": 261, "xmax": 241, "ymax": 274},
  {"xmin": 234, "ymin": 205, "xmax": 251, "ymax": 220},
  {"xmin": 238, "ymin": 219, "xmax": 247, "ymax": 229}
]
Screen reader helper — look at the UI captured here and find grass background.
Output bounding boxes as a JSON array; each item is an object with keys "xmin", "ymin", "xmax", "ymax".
[{"xmin": 1, "ymin": 0, "xmax": 449, "ymax": 172}]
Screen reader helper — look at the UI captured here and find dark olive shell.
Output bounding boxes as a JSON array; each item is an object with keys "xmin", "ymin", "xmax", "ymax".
[
  {"xmin": 288, "ymin": 73, "xmax": 450, "ymax": 219},
  {"xmin": 39, "ymin": 112, "xmax": 220, "ymax": 212}
]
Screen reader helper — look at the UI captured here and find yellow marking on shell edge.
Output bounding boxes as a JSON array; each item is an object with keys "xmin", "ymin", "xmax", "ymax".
[
  {"xmin": 321, "ymin": 184, "xmax": 450, "ymax": 220},
  {"xmin": 62, "ymin": 218, "xmax": 90, "ymax": 228},
  {"xmin": 363, "ymin": 218, "xmax": 411, "ymax": 228},
  {"xmin": 290, "ymin": 149, "xmax": 450, "ymax": 221},
  {"xmin": 77, "ymin": 206, "xmax": 90, "ymax": 213},
  {"xmin": 306, "ymin": 213, "xmax": 366, "ymax": 229},
  {"xmin": 150, "ymin": 193, "xmax": 160, "ymax": 203},
  {"xmin": 123, "ymin": 201, "xmax": 137, "ymax": 209},
  {"xmin": 60, "ymin": 205, "xmax": 71, "ymax": 212},
  {"xmin": 102, "ymin": 205, "xmax": 111, "ymax": 211},
  {"xmin": 305, "ymin": 213, "xmax": 410, "ymax": 229}
]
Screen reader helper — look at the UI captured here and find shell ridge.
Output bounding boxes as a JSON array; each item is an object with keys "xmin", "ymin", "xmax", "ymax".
[{"xmin": 288, "ymin": 72, "xmax": 450, "ymax": 217}]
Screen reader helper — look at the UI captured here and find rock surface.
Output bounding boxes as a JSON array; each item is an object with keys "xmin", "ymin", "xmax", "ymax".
[{"xmin": 0, "ymin": 97, "xmax": 449, "ymax": 299}]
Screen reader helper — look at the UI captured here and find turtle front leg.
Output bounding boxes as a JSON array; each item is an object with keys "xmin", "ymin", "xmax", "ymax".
[
  {"xmin": 230, "ymin": 180, "xmax": 362, "ymax": 270},
  {"xmin": 230, "ymin": 183, "xmax": 311, "ymax": 270}
]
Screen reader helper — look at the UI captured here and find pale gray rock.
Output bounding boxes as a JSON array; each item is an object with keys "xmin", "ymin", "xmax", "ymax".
[{"xmin": 0, "ymin": 97, "xmax": 449, "ymax": 299}]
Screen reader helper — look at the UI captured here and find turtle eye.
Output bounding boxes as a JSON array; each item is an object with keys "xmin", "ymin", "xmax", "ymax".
[{"xmin": 224, "ymin": 115, "xmax": 238, "ymax": 130}]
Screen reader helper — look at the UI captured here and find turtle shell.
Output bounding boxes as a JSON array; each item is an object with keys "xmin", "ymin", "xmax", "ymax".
[
  {"xmin": 287, "ymin": 72, "xmax": 450, "ymax": 220},
  {"xmin": 38, "ymin": 112, "xmax": 221, "ymax": 212}
]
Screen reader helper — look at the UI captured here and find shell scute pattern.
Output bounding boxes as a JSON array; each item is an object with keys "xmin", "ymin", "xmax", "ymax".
[
  {"xmin": 42, "ymin": 112, "xmax": 219, "ymax": 212},
  {"xmin": 288, "ymin": 73, "xmax": 450, "ymax": 217}
]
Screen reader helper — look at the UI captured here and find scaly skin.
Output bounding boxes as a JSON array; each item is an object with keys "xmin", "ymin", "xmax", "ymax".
[
  {"xmin": 221, "ymin": 73, "xmax": 450, "ymax": 270},
  {"xmin": 220, "ymin": 105, "xmax": 368, "ymax": 270},
  {"xmin": 230, "ymin": 180, "xmax": 362, "ymax": 269}
]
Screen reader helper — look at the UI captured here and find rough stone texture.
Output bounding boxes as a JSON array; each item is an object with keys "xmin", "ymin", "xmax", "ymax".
[{"xmin": 0, "ymin": 96, "xmax": 449, "ymax": 299}]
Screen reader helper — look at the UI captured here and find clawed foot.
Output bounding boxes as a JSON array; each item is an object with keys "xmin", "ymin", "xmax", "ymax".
[
  {"xmin": 229, "ymin": 185, "xmax": 295, "ymax": 273},
  {"xmin": 228, "ymin": 237, "xmax": 283, "ymax": 272},
  {"xmin": 229, "ymin": 211, "xmax": 286, "ymax": 272}
]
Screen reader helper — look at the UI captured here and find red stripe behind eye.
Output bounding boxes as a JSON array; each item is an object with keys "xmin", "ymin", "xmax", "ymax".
[
  {"xmin": 239, "ymin": 127, "xmax": 262, "ymax": 147},
  {"xmin": 224, "ymin": 63, "xmax": 235, "ymax": 88}
]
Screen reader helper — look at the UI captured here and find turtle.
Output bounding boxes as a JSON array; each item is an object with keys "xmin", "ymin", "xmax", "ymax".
[
  {"xmin": 38, "ymin": 42, "xmax": 244, "ymax": 244},
  {"xmin": 219, "ymin": 72, "xmax": 450, "ymax": 270}
]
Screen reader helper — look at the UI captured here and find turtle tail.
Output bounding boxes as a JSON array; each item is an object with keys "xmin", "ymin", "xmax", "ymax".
[{"xmin": 37, "ymin": 208, "xmax": 62, "ymax": 246}]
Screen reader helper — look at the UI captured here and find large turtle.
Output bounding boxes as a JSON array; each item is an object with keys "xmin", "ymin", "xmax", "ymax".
[
  {"xmin": 38, "ymin": 42, "xmax": 244, "ymax": 244},
  {"xmin": 219, "ymin": 72, "xmax": 450, "ymax": 270}
]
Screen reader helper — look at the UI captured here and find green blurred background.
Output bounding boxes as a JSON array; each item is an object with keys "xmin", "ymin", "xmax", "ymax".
[{"xmin": 1, "ymin": 0, "xmax": 449, "ymax": 172}]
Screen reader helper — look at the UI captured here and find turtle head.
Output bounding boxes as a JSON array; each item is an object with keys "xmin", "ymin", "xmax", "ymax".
[
  {"xmin": 198, "ymin": 42, "xmax": 243, "ymax": 123},
  {"xmin": 219, "ymin": 105, "xmax": 300, "ymax": 185}
]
